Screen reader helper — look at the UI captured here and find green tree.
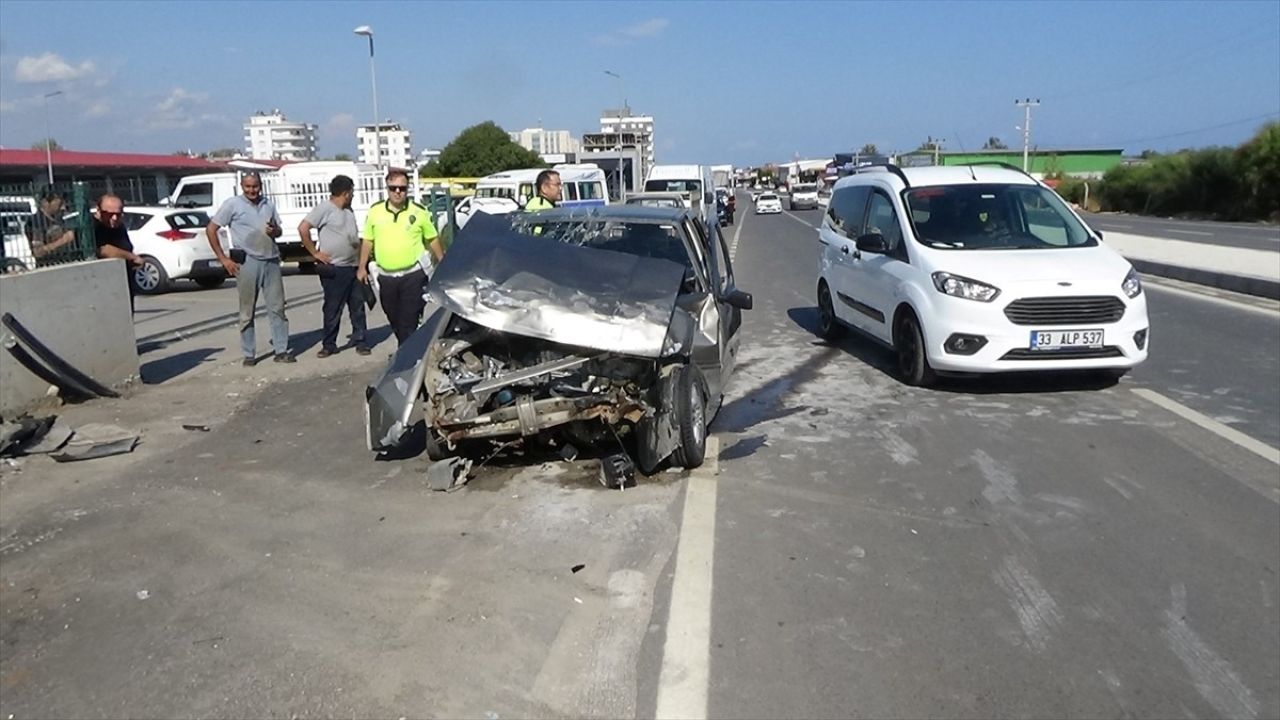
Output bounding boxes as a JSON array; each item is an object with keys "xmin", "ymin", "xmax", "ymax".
[
  {"xmin": 859, "ymin": 143, "xmax": 878, "ymax": 155},
  {"xmin": 31, "ymin": 138, "xmax": 62, "ymax": 151},
  {"xmin": 435, "ymin": 121, "xmax": 545, "ymax": 177},
  {"xmin": 916, "ymin": 136, "xmax": 943, "ymax": 151},
  {"xmin": 333, "ymin": 153, "xmax": 352, "ymax": 162},
  {"xmin": 1238, "ymin": 121, "xmax": 1280, "ymax": 220},
  {"xmin": 983, "ymin": 136, "xmax": 1008, "ymax": 150}
]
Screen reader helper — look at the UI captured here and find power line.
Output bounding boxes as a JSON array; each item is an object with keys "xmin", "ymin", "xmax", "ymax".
[{"xmin": 1047, "ymin": 111, "xmax": 1280, "ymax": 149}]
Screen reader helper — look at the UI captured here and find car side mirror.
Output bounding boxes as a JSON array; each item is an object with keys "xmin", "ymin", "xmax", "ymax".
[
  {"xmin": 722, "ymin": 288, "xmax": 753, "ymax": 310},
  {"xmin": 1094, "ymin": 228, "xmax": 1104, "ymax": 240},
  {"xmin": 855, "ymin": 233, "xmax": 888, "ymax": 253},
  {"xmin": 704, "ymin": 191, "xmax": 715, "ymax": 205}
]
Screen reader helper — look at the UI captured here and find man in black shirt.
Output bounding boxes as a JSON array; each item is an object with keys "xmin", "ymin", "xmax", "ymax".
[{"xmin": 93, "ymin": 193, "xmax": 143, "ymax": 311}]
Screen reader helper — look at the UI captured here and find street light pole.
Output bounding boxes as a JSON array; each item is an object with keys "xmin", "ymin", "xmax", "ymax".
[
  {"xmin": 42, "ymin": 90, "xmax": 63, "ymax": 186},
  {"xmin": 1016, "ymin": 98, "xmax": 1040, "ymax": 172},
  {"xmin": 604, "ymin": 70, "xmax": 625, "ymax": 200},
  {"xmin": 354, "ymin": 26, "xmax": 381, "ymax": 170}
]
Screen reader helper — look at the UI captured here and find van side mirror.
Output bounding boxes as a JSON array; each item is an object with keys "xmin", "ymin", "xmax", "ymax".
[
  {"xmin": 722, "ymin": 288, "xmax": 753, "ymax": 310},
  {"xmin": 855, "ymin": 233, "xmax": 889, "ymax": 253},
  {"xmin": 704, "ymin": 191, "xmax": 715, "ymax": 205}
]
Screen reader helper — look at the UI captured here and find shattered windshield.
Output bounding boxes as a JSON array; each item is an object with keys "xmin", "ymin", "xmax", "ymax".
[
  {"xmin": 904, "ymin": 183, "xmax": 1098, "ymax": 250},
  {"xmin": 513, "ymin": 218, "xmax": 694, "ymax": 270}
]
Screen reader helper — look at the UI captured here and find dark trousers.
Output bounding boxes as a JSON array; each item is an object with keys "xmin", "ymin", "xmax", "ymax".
[
  {"xmin": 318, "ymin": 265, "xmax": 367, "ymax": 351},
  {"xmin": 379, "ymin": 268, "xmax": 427, "ymax": 345}
]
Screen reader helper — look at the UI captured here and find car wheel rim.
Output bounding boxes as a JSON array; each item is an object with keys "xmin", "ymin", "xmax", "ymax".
[
  {"xmin": 691, "ymin": 385, "xmax": 706, "ymax": 445},
  {"xmin": 135, "ymin": 264, "xmax": 159, "ymax": 291}
]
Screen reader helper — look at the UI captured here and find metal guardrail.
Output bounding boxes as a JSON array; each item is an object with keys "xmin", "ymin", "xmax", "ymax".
[{"xmin": 0, "ymin": 182, "xmax": 98, "ymax": 273}]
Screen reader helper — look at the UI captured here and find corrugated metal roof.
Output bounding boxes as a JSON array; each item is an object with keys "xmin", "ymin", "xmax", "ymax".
[{"xmin": 0, "ymin": 148, "xmax": 226, "ymax": 169}]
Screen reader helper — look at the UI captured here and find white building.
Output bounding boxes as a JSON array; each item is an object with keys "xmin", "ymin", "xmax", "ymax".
[
  {"xmin": 243, "ymin": 110, "xmax": 318, "ymax": 162},
  {"xmin": 357, "ymin": 122, "xmax": 413, "ymax": 169},
  {"xmin": 599, "ymin": 107, "xmax": 654, "ymax": 174},
  {"xmin": 509, "ymin": 128, "xmax": 580, "ymax": 160}
]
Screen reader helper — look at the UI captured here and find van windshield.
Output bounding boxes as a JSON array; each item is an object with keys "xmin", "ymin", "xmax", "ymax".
[
  {"xmin": 646, "ymin": 180, "xmax": 701, "ymax": 196},
  {"xmin": 904, "ymin": 184, "xmax": 1098, "ymax": 250},
  {"xmin": 792, "ymin": 184, "xmax": 817, "ymax": 193}
]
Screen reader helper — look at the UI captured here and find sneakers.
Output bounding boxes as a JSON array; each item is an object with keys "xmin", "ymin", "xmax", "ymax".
[
  {"xmin": 242, "ymin": 357, "xmax": 257, "ymax": 367},
  {"xmin": 355, "ymin": 345, "xmax": 371, "ymax": 356},
  {"xmin": 273, "ymin": 352, "xmax": 296, "ymax": 364},
  {"xmin": 317, "ymin": 348, "xmax": 334, "ymax": 359}
]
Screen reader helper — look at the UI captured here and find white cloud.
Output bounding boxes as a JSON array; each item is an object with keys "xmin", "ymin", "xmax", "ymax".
[
  {"xmin": 83, "ymin": 100, "xmax": 111, "ymax": 118},
  {"xmin": 592, "ymin": 17, "xmax": 669, "ymax": 46},
  {"xmin": 144, "ymin": 87, "xmax": 225, "ymax": 131},
  {"xmin": 325, "ymin": 112, "xmax": 355, "ymax": 130},
  {"xmin": 14, "ymin": 52, "xmax": 97, "ymax": 83}
]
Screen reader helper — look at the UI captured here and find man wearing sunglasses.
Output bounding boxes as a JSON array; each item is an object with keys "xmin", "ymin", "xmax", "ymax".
[
  {"xmin": 93, "ymin": 193, "xmax": 144, "ymax": 312},
  {"xmin": 357, "ymin": 170, "xmax": 443, "ymax": 345},
  {"xmin": 206, "ymin": 172, "xmax": 293, "ymax": 366}
]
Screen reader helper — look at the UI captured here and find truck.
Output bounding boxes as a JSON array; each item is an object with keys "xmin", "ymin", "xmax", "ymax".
[
  {"xmin": 711, "ymin": 164, "xmax": 733, "ymax": 191},
  {"xmin": 165, "ymin": 161, "xmax": 388, "ymax": 263}
]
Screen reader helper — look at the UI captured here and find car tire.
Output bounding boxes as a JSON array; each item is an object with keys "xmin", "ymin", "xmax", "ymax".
[
  {"xmin": 425, "ymin": 429, "xmax": 452, "ymax": 461},
  {"xmin": 817, "ymin": 281, "xmax": 843, "ymax": 340},
  {"xmin": 1095, "ymin": 368, "xmax": 1128, "ymax": 385},
  {"xmin": 194, "ymin": 276, "xmax": 226, "ymax": 290},
  {"xmin": 298, "ymin": 261, "xmax": 318, "ymax": 275},
  {"xmin": 132, "ymin": 257, "xmax": 170, "ymax": 295},
  {"xmin": 894, "ymin": 311, "xmax": 936, "ymax": 387},
  {"xmin": 671, "ymin": 365, "xmax": 708, "ymax": 469}
]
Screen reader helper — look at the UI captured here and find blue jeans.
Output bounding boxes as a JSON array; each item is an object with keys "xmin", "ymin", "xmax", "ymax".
[
  {"xmin": 318, "ymin": 264, "xmax": 367, "ymax": 351},
  {"xmin": 238, "ymin": 256, "xmax": 289, "ymax": 358}
]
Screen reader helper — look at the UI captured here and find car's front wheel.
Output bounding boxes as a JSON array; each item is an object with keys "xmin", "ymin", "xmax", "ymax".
[
  {"xmin": 817, "ymin": 281, "xmax": 843, "ymax": 340},
  {"xmin": 194, "ymin": 276, "xmax": 226, "ymax": 290},
  {"xmin": 672, "ymin": 365, "xmax": 707, "ymax": 469},
  {"xmin": 894, "ymin": 311, "xmax": 936, "ymax": 387},
  {"xmin": 132, "ymin": 257, "xmax": 169, "ymax": 295}
]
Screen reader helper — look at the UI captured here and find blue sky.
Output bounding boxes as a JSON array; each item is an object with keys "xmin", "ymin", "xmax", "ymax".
[{"xmin": 1, "ymin": 0, "xmax": 1277, "ymax": 166}]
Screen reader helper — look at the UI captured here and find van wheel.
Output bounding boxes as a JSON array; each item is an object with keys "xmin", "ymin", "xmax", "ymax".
[
  {"xmin": 894, "ymin": 311, "xmax": 936, "ymax": 387},
  {"xmin": 133, "ymin": 257, "xmax": 169, "ymax": 295},
  {"xmin": 817, "ymin": 281, "xmax": 843, "ymax": 340},
  {"xmin": 671, "ymin": 366, "xmax": 707, "ymax": 469}
]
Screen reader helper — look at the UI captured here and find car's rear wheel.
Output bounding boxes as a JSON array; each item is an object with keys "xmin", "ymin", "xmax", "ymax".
[
  {"xmin": 894, "ymin": 311, "xmax": 936, "ymax": 387},
  {"xmin": 672, "ymin": 365, "xmax": 707, "ymax": 469},
  {"xmin": 194, "ymin": 276, "xmax": 226, "ymax": 289},
  {"xmin": 133, "ymin": 257, "xmax": 169, "ymax": 295},
  {"xmin": 817, "ymin": 281, "xmax": 843, "ymax": 340}
]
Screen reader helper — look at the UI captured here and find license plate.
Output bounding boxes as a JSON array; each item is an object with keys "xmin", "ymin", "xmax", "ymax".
[{"xmin": 1030, "ymin": 329, "xmax": 1104, "ymax": 349}]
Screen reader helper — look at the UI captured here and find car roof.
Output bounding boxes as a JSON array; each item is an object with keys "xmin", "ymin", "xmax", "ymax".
[
  {"xmin": 626, "ymin": 192, "xmax": 687, "ymax": 200},
  {"xmin": 521, "ymin": 205, "xmax": 693, "ymax": 223},
  {"xmin": 834, "ymin": 165, "xmax": 1041, "ymax": 192}
]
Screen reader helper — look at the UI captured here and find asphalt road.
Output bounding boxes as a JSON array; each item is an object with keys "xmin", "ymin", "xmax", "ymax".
[
  {"xmin": 1081, "ymin": 211, "xmax": 1280, "ymax": 252},
  {"xmin": 1, "ymin": 199, "xmax": 1277, "ymax": 719}
]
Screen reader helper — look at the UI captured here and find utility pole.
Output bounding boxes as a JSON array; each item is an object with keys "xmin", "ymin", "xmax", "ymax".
[
  {"xmin": 42, "ymin": 90, "xmax": 63, "ymax": 186},
  {"xmin": 930, "ymin": 136, "xmax": 946, "ymax": 166},
  {"xmin": 1016, "ymin": 98, "xmax": 1040, "ymax": 172},
  {"xmin": 604, "ymin": 70, "xmax": 626, "ymax": 200},
  {"xmin": 354, "ymin": 26, "xmax": 381, "ymax": 169}
]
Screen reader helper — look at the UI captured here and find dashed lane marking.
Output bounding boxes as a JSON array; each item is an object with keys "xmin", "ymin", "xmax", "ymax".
[{"xmin": 655, "ymin": 436, "xmax": 720, "ymax": 720}]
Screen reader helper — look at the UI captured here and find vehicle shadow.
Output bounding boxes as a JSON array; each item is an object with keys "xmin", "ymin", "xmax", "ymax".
[
  {"xmin": 139, "ymin": 347, "xmax": 221, "ymax": 385},
  {"xmin": 787, "ymin": 306, "xmax": 1120, "ymax": 395}
]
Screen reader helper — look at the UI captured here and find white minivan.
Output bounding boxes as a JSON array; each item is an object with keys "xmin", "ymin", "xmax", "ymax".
[
  {"xmin": 644, "ymin": 164, "xmax": 715, "ymax": 226},
  {"xmin": 816, "ymin": 164, "xmax": 1148, "ymax": 386}
]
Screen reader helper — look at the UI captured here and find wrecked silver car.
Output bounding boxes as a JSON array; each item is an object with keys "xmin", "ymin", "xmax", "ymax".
[{"xmin": 365, "ymin": 208, "xmax": 752, "ymax": 472}]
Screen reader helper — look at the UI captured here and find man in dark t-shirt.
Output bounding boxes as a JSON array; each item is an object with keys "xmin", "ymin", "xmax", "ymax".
[
  {"xmin": 93, "ymin": 193, "xmax": 143, "ymax": 311},
  {"xmin": 26, "ymin": 191, "xmax": 76, "ymax": 268}
]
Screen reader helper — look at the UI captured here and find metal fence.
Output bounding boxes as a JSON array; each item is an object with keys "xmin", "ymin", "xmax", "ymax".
[{"xmin": 0, "ymin": 181, "xmax": 98, "ymax": 273}]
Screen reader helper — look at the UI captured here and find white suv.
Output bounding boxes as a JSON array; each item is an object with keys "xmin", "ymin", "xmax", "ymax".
[{"xmin": 816, "ymin": 165, "xmax": 1148, "ymax": 386}]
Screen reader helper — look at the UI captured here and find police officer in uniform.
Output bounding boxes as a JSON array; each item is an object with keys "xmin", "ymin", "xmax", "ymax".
[
  {"xmin": 358, "ymin": 170, "xmax": 444, "ymax": 345},
  {"xmin": 524, "ymin": 170, "xmax": 561, "ymax": 212}
]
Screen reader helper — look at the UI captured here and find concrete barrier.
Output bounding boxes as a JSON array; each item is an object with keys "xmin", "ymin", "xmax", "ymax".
[{"xmin": 0, "ymin": 259, "xmax": 139, "ymax": 417}]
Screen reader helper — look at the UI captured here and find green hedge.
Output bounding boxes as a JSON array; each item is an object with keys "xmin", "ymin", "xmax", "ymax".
[{"xmin": 1097, "ymin": 122, "xmax": 1279, "ymax": 221}]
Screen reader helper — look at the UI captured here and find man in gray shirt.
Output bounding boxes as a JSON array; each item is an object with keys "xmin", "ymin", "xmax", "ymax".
[
  {"xmin": 205, "ymin": 172, "xmax": 292, "ymax": 366},
  {"xmin": 299, "ymin": 174, "xmax": 369, "ymax": 357}
]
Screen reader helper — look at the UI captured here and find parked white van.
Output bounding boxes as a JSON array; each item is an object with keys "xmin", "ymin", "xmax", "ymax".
[
  {"xmin": 644, "ymin": 164, "xmax": 715, "ymax": 225},
  {"xmin": 473, "ymin": 164, "xmax": 609, "ymax": 210}
]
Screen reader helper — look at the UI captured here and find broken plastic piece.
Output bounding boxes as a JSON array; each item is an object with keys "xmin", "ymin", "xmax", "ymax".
[
  {"xmin": 571, "ymin": 564, "xmax": 586, "ymax": 574},
  {"xmin": 181, "ymin": 424, "xmax": 211, "ymax": 432},
  {"xmin": 22, "ymin": 419, "xmax": 73, "ymax": 455},
  {"xmin": 599, "ymin": 453, "xmax": 636, "ymax": 490},
  {"xmin": 427, "ymin": 456, "xmax": 473, "ymax": 492},
  {"xmin": 50, "ymin": 423, "xmax": 139, "ymax": 462}
]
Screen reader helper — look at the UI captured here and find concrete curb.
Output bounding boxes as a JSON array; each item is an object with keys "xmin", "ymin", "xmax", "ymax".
[
  {"xmin": 135, "ymin": 290, "xmax": 326, "ymax": 354},
  {"xmin": 1128, "ymin": 259, "xmax": 1280, "ymax": 301}
]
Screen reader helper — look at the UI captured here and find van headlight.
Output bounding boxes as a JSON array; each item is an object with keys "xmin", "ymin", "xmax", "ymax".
[
  {"xmin": 931, "ymin": 272, "xmax": 1001, "ymax": 302},
  {"xmin": 1122, "ymin": 267, "xmax": 1142, "ymax": 298}
]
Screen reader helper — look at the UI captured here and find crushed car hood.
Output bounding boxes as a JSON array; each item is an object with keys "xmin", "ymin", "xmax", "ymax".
[{"xmin": 429, "ymin": 212, "xmax": 686, "ymax": 358}]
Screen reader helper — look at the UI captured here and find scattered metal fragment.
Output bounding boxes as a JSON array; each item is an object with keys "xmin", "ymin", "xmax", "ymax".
[
  {"xmin": 22, "ymin": 419, "xmax": 73, "ymax": 455},
  {"xmin": 136, "ymin": 590, "xmax": 150, "ymax": 600},
  {"xmin": 50, "ymin": 423, "xmax": 139, "ymax": 463},
  {"xmin": 427, "ymin": 457, "xmax": 473, "ymax": 492},
  {"xmin": 181, "ymin": 424, "xmax": 211, "ymax": 432},
  {"xmin": 571, "ymin": 564, "xmax": 586, "ymax": 574}
]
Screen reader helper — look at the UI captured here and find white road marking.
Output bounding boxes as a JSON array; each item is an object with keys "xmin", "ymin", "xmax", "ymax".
[
  {"xmin": 1144, "ymin": 280, "xmax": 1280, "ymax": 317},
  {"xmin": 1163, "ymin": 583, "xmax": 1261, "ymax": 719},
  {"xmin": 1132, "ymin": 387, "xmax": 1280, "ymax": 472},
  {"xmin": 728, "ymin": 211, "xmax": 746, "ymax": 261},
  {"xmin": 655, "ymin": 436, "xmax": 720, "ymax": 720},
  {"xmin": 1165, "ymin": 229, "xmax": 1214, "ymax": 237},
  {"xmin": 782, "ymin": 210, "xmax": 820, "ymax": 230}
]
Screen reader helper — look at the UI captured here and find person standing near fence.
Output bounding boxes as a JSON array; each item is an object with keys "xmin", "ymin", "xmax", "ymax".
[
  {"xmin": 26, "ymin": 190, "xmax": 77, "ymax": 267},
  {"xmin": 298, "ymin": 175, "xmax": 369, "ymax": 357},
  {"xmin": 204, "ymin": 172, "xmax": 293, "ymax": 366},
  {"xmin": 357, "ymin": 170, "xmax": 444, "ymax": 345},
  {"xmin": 92, "ymin": 193, "xmax": 144, "ymax": 312}
]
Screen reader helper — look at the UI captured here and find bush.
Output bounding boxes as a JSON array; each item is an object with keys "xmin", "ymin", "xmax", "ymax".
[{"xmin": 1097, "ymin": 122, "xmax": 1279, "ymax": 221}]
